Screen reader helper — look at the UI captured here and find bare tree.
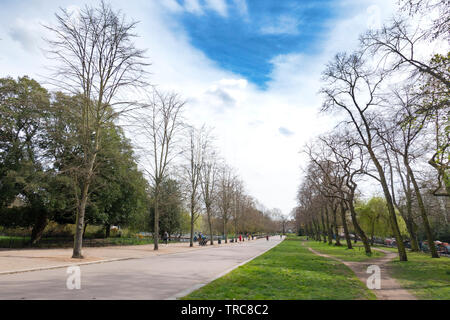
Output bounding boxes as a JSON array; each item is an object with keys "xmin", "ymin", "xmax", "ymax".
[
  {"xmin": 200, "ymin": 139, "xmax": 219, "ymax": 245},
  {"xmin": 232, "ymin": 179, "xmax": 247, "ymax": 239},
  {"xmin": 44, "ymin": 1, "xmax": 148, "ymax": 258},
  {"xmin": 217, "ymin": 165, "xmax": 235, "ymax": 243},
  {"xmin": 321, "ymin": 52, "xmax": 407, "ymax": 260},
  {"xmin": 422, "ymin": 56, "xmax": 450, "ymax": 197},
  {"xmin": 361, "ymin": 17, "xmax": 449, "ymax": 89},
  {"xmin": 399, "ymin": 0, "xmax": 449, "ymax": 40},
  {"xmin": 383, "ymin": 136, "xmax": 420, "ymax": 252},
  {"xmin": 305, "ymin": 134, "xmax": 372, "ymax": 252},
  {"xmin": 135, "ymin": 90, "xmax": 185, "ymax": 250},
  {"xmin": 379, "ymin": 87, "xmax": 439, "ymax": 257},
  {"xmin": 182, "ymin": 125, "xmax": 208, "ymax": 247}
]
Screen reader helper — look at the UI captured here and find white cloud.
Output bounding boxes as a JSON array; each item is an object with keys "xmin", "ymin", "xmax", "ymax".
[
  {"xmin": 184, "ymin": 0, "xmax": 203, "ymax": 15},
  {"xmin": 8, "ymin": 18, "xmax": 39, "ymax": 52},
  {"xmin": 233, "ymin": 0, "xmax": 248, "ymax": 17},
  {"xmin": 260, "ymin": 15, "xmax": 301, "ymax": 35},
  {"xmin": 66, "ymin": 5, "xmax": 81, "ymax": 19},
  {"xmin": 204, "ymin": 0, "xmax": 228, "ymax": 17},
  {"xmin": 279, "ymin": 127, "xmax": 295, "ymax": 137},
  {"xmin": 160, "ymin": 0, "xmax": 185, "ymax": 13},
  {"xmin": 0, "ymin": 0, "xmax": 401, "ymax": 215}
]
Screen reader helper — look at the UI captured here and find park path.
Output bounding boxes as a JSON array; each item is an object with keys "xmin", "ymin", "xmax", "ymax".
[
  {"xmin": 0, "ymin": 236, "xmax": 284, "ymax": 300},
  {"xmin": 0, "ymin": 237, "xmax": 266, "ymax": 275},
  {"xmin": 305, "ymin": 244, "xmax": 416, "ymax": 300}
]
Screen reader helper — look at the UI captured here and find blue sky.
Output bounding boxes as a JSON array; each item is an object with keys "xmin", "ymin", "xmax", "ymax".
[
  {"xmin": 0, "ymin": 0, "xmax": 396, "ymax": 215},
  {"xmin": 169, "ymin": 0, "xmax": 337, "ymax": 87}
]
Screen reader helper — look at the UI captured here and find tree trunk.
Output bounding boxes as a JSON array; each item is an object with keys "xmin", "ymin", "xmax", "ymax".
[
  {"xmin": 405, "ymin": 217, "xmax": 419, "ymax": 252},
  {"xmin": 72, "ymin": 180, "xmax": 90, "ymax": 258},
  {"xmin": 30, "ymin": 211, "xmax": 47, "ymax": 245},
  {"xmin": 332, "ymin": 205, "xmax": 341, "ymax": 246},
  {"xmin": 405, "ymin": 160, "xmax": 439, "ymax": 258},
  {"xmin": 405, "ymin": 184, "xmax": 420, "ymax": 251},
  {"xmin": 306, "ymin": 222, "xmax": 314, "ymax": 238},
  {"xmin": 398, "ymin": 204, "xmax": 419, "ymax": 252},
  {"xmin": 190, "ymin": 204, "xmax": 195, "ymax": 247},
  {"xmin": 399, "ymin": 163, "xmax": 420, "ymax": 252},
  {"xmin": 312, "ymin": 219, "xmax": 321, "ymax": 241},
  {"xmin": 370, "ymin": 151, "xmax": 407, "ymax": 261},
  {"xmin": 320, "ymin": 209, "xmax": 327, "ymax": 243},
  {"xmin": 325, "ymin": 207, "xmax": 333, "ymax": 245},
  {"xmin": 83, "ymin": 222, "xmax": 88, "ymax": 239},
  {"xmin": 207, "ymin": 207, "xmax": 214, "ymax": 245},
  {"xmin": 105, "ymin": 224, "xmax": 110, "ymax": 238},
  {"xmin": 154, "ymin": 190, "xmax": 160, "ymax": 251},
  {"xmin": 348, "ymin": 195, "xmax": 372, "ymax": 255},
  {"xmin": 72, "ymin": 123, "xmax": 100, "ymax": 259},
  {"xmin": 339, "ymin": 203, "xmax": 352, "ymax": 249},
  {"xmin": 304, "ymin": 222, "xmax": 309, "ymax": 238},
  {"xmin": 223, "ymin": 219, "xmax": 228, "ymax": 243}
]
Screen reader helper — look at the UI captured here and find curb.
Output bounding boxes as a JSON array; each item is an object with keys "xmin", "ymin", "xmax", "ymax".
[{"xmin": 166, "ymin": 236, "xmax": 285, "ymax": 300}]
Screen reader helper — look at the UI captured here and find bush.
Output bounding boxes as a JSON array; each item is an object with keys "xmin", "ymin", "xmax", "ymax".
[{"xmin": 43, "ymin": 222, "xmax": 73, "ymax": 238}]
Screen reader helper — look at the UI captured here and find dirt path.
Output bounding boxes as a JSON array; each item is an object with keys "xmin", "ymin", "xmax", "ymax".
[{"xmin": 306, "ymin": 244, "xmax": 416, "ymax": 300}]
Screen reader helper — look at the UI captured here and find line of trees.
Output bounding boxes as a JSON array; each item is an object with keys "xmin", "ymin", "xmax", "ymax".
[
  {"xmin": 0, "ymin": 1, "xmax": 281, "ymax": 258},
  {"xmin": 294, "ymin": 0, "xmax": 449, "ymax": 261},
  {"xmin": 0, "ymin": 76, "xmax": 149, "ymax": 246}
]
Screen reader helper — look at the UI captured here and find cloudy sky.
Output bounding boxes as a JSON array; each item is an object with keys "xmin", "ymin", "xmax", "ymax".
[{"xmin": 0, "ymin": 0, "xmax": 397, "ymax": 216}]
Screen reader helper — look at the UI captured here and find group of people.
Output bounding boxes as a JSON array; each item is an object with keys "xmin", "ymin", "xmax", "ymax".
[
  {"xmin": 161, "ymin": 231, "xmax": 279, "ymax": 246},
  {"xmin": 193, "ymin": 232, "xmax": 207, "ymax": 244},
  {"xmin": 238, "ymin": 233, "xmax": 254, "ymax": 242}
]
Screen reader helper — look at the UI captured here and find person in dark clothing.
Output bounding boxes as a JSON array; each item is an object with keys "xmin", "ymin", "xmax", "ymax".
[{"xmin": 163, "ymin": 231, "xmax": 169, "ymax": 245}]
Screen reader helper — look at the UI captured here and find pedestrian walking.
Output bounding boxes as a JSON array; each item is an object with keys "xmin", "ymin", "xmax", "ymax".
[{"xmin": 163, "ymin": 231, "xmax": 169, "ymax": 245}]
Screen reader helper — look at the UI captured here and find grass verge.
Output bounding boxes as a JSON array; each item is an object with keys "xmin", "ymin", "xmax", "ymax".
[
  {"xmin": 308, "ymin": 241, "xmax": 450, "ymax": 299},
  {"xmin": 307, "ymin": 241, "xmax": 385, "ymax": 261},
  {"xmin": 182, "ymin": 236, "xmax": 376, "ymax": 300},
  {"xmin": 389, "ymin": 251, "xmax": 450, "ymax": 300}
]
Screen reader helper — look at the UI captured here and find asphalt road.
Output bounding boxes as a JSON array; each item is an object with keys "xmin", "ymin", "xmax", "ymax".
[{"xmin": 0, "ymin": 236, "xmax": 283, "ymax": 300}]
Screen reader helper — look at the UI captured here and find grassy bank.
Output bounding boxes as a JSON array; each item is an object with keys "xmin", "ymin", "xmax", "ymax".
[
  {"xmin": 308, "ymin": 241, "xmax": 450, "ymax": 299},
  {"xmin": 183, "ymin": 236, "xmax": 375, "ymax": 300},
  {"xmin": 389, "ymin": 251, "xmax": 450, "ymax": 300},
  {"xmin": 307, "ymin": 241, "xmax": 385, "ymax": 261}
]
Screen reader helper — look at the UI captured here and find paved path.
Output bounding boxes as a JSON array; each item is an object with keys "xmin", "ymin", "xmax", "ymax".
[
  {"xmin": 0, "ymin": 240, "xmax": 245, "ymax": 274},
  {"xmin": 307, "ymin": 245, "xmax": 416, "ymax": 300},
  {"xmin": 0, "ymin": 236, "xmax": 283, "ymax": 300}
]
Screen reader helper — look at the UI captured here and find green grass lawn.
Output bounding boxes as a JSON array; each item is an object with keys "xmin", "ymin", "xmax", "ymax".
[
  {"xmin": 309, "ymin": 241, "xmax": 450, "ymax": 300},
  {"xmin": 307, "ymin": 241, "xmax": 385, "ymax": 261},
  {"xmin": 372, "ymin": 244, "xmax": 401, "ymax": 252},
  {"xmin": 389, "ymin": 251, "xmax": 450, "ymax": 300},
  {"xmin": 182, "ymin": 236, "xmax": 376, "ymax": 300}
]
